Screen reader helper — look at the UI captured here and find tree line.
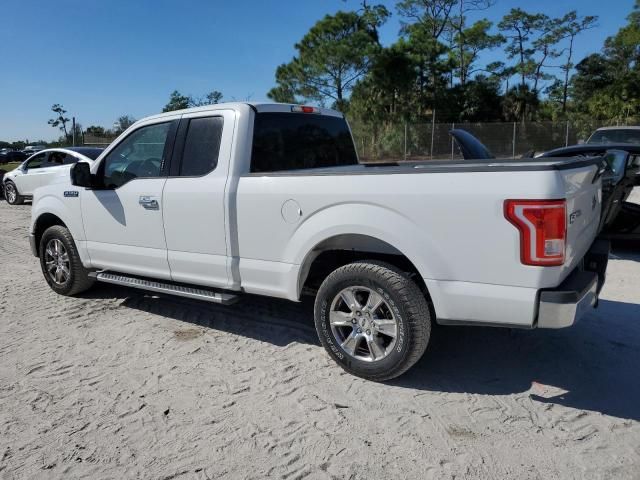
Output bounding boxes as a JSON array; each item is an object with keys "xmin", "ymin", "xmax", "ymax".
[
  {"xmin": 0, "ymin": 105, "xmax": 137, "ymax": 150},
  {"xmin": 5, "ymin": 2, "xmax": 636, "ymax": 150},
  {"xmin": 266, "ymin": 0, "xmax": 639, "ymax": 128}
]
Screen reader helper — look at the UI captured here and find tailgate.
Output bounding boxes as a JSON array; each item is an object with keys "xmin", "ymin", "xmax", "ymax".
[{"xmin": 561, "ymin": 164, "xmax": 602, "ymax": 277}]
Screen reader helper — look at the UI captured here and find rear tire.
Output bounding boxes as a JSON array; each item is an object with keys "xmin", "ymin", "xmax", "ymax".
[
  {"xmin": 314, "ymin": 260, "xmax": 431, "ymax": 381},
  {"xmin": 4, "ymin": 181, "xmax": 24, "ymax": 205},
  {"xmin": 39, "ymin": 225, "xmax": 94, "ymax": 296}
]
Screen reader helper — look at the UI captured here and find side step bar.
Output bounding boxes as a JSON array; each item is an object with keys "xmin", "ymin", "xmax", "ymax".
[{"xmin": 91, "ymin": 272, "xmax": 239, "ymax": 305}]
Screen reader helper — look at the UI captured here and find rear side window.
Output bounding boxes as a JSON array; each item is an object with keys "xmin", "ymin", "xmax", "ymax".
[
  {"xmin": 250, "ymin": 113, "xmax": 358, "ymax": 173},
  {"xmin": 180, "ymin": 117, "xmax": 224, "ymax": 176}
]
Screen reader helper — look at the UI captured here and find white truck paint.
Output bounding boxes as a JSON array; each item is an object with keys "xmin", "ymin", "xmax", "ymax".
[{"xmin": 29, "ymin": 103, "xmax": 609, "ymax": 379}]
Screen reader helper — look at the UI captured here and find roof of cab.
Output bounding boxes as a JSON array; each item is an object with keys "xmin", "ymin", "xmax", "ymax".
[{"xmin": 136, "ymin": 102, "xmax": 344, "ymax": 125}]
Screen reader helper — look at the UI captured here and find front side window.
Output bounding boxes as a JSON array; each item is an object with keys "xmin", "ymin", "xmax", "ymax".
[
  {"xmin": 250, "ymin": 113, "xmax": 359, "ymax": 173},
  {"xmin": 25, "ymin": 152, "xmax": 46, "ymax": 170},
  {"xmin": 102, "ymin": 122, "xmax": 171, "ymax": 188},
  {"xmin": 180, "ymin": 117, "xmax": 223, "ymax": 176}
]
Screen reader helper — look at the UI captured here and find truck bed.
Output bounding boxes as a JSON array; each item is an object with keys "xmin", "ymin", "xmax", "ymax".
[{"xmin": 244, "ymin": 156, "xmax": 604, "ymax": 176}]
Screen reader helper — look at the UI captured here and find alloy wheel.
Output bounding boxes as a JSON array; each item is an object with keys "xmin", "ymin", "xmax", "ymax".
[
  {"xmin": 5, "ymin": 183, "xmax": 16, "ymax": 203},
  {"xmin": 44, "ymin": 239, "xmax": 70, "ymax": 285},
  {"xmin": 329, "ymin": 286, "xmax": 398, "ymax": 362}
]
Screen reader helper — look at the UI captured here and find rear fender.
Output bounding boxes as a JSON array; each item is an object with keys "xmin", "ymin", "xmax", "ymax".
[{"xmin": 284, "ymin": 203, "xmax": 446, "ymax": 298}]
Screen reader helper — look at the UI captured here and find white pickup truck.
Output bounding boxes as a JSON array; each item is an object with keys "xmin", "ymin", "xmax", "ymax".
[{"xmin": 30, "ymin": 103, "xmax": 609, "ymax": 380}]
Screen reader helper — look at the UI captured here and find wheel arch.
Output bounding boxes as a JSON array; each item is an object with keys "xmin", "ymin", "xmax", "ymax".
[
  {"xmin": 284, "ymin": 203, "xmax": 442, "ymax": 299},
  {"xmin": 297, "ymin": 233, "xmax": 432, "ymax": 308},
  {"xmin": 33, "ymin": 213, "xmax": 68, "ymax": 257}
]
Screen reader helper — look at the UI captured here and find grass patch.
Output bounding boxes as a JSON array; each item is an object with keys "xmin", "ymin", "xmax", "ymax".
[{"xmin": 1, "ymin": 162, "xmax": 22, "ymax": 172}]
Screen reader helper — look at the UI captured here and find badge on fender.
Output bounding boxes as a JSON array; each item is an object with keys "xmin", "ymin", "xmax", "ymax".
[{"xmin": 64, "ymin": 191, "xmax": 79, "ymax": 197}]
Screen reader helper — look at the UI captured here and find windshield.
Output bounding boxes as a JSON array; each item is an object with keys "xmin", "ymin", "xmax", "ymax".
[{"xmin": 588, "ymin": 129, "xmax": 640, "ymax": 145}]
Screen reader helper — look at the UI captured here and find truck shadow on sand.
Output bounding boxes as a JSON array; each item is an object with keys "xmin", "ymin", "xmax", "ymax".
[
  {"xmin": 81, "ymin": 286, "xmax": 640, "ymax": 422},
  {"xmin": 395, "ymin": 298, "xmax": 640, "ymax": 422}
]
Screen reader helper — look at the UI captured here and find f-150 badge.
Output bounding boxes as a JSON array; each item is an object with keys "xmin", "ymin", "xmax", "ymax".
[{"xmin": 64, "ymin": 191, "xmax": 79, "ymax": 198}]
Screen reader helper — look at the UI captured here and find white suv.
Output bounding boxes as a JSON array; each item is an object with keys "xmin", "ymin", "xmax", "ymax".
[{"xmin": 3, "ymin": 147, "xmax": 102, "ymax": 205}]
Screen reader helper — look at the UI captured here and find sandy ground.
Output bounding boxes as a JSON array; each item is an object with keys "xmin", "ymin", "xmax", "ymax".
[{"xmin": 0, "ymin": 194, "xmax": 639, "ymax": 480}]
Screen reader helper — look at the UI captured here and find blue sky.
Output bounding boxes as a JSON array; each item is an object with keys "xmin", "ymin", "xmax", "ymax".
[{"xmin": 0, "ymin": 0, "xmax": 635, "ymax": 141}]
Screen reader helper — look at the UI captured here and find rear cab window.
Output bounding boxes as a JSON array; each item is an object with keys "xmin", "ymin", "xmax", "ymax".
[{"xmin": 250, "ymin": 113, "xmax": 358, "ymax": 173}]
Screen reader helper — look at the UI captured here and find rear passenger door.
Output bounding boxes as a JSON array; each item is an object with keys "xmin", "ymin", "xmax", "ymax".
[{"xmin": 162, "ymin": 110, "xmax": 235, "ymax": 288}]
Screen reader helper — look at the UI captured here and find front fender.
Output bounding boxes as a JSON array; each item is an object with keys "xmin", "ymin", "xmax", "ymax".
[{"xmin": 31, "ymin": 188, "xmax": 90, "ymax": 265}]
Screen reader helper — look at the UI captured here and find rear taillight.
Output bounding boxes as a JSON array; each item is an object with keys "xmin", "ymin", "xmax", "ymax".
[{"xmin": 504, "ymin": 199, "xmax": 567, "ymax": 266}]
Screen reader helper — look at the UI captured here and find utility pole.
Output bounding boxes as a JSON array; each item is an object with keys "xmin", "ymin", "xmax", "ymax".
[
  {"xmin": 451, "ymin": 123, "xmax": 455, "ymax": 160},
  {"xmin": 430, "ymin": 110, "xmax": 436, "ymax": 160},
  {"xmin": 404, "ymin": 123, "xmax": 408, "ymax": 161}
]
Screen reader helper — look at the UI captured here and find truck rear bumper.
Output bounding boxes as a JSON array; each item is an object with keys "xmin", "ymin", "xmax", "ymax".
[
  {"xmin": 536, "ymin": 238, "xmax": 609, "ymax": 329},
  {"xmin": 537, "ymin": 271, "xmax": 598, "ymax": 328}
]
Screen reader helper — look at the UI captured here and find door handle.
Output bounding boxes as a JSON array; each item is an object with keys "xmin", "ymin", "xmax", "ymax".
[{"xmin": 139, "ymin": 196, "xmax": 159, "ymax": 210}]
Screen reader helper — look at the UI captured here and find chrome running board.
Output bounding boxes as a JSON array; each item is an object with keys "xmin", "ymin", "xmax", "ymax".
[{"xmin": 92, "ymin": 272, "xmax": 239, "ymax": 305}]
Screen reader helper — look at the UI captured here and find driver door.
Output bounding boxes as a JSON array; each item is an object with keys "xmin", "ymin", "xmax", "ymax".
[{"xmin": 81, "ymin": 119, "xmax": 179, "ymax": 279}]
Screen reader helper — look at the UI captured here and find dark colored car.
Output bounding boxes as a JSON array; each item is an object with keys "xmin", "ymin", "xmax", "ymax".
[
  {"xmin": 449, "ymin": 130, "xmax": 640, "ymax": 240},
  {"xmin": 0, "ymin": 149, "xmax": 27, "ymax": 165},
  {"xmin": 538, "ymin": 144, "xmax": 640, "ymax": 240},
  {"xmin": 21, "ymin": 145, "xmax": 47, "ymax": 156},
  {"xmin": 587, "ymin": 127, "xmax": 640, "ymax": 145}
]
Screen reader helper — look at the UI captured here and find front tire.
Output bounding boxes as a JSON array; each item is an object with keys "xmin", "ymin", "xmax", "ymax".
[
  {"xmin": 39, "ymin": 225, "xmax": 95, "ymax": 296},
  {"xmin": 314, "ymin": 261, "xmax": 431, "ymax": 381},
  {"xmin": 4, "ymin": 181, "xmax": 24, "ymax": 205}
]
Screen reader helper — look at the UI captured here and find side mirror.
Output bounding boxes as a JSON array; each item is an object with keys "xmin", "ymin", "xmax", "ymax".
[{"xmin": 70, "ymin": 162, "xmax": 93, "ymax": 188}]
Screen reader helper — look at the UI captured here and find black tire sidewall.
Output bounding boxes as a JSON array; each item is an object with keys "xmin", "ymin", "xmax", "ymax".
[
  {"xmin": 39, "ymin": 227, "xmax": 78, "ymax": 295},
  {"xmin": 315, "ymin": 269, "xmax": 413, "ymax": 377}
]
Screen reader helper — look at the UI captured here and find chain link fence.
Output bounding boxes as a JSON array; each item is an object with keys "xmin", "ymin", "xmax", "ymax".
[
  {"xmin": 82, "ymin": 119, "xmax": 637, "ymax": 162},
  {"xmin": 82, "ymin": 134, "xmax": 118, "ymax": 146},
  {"xmin": 349, "ymin": 119, "xmax": 634, "ymax": 162}
]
